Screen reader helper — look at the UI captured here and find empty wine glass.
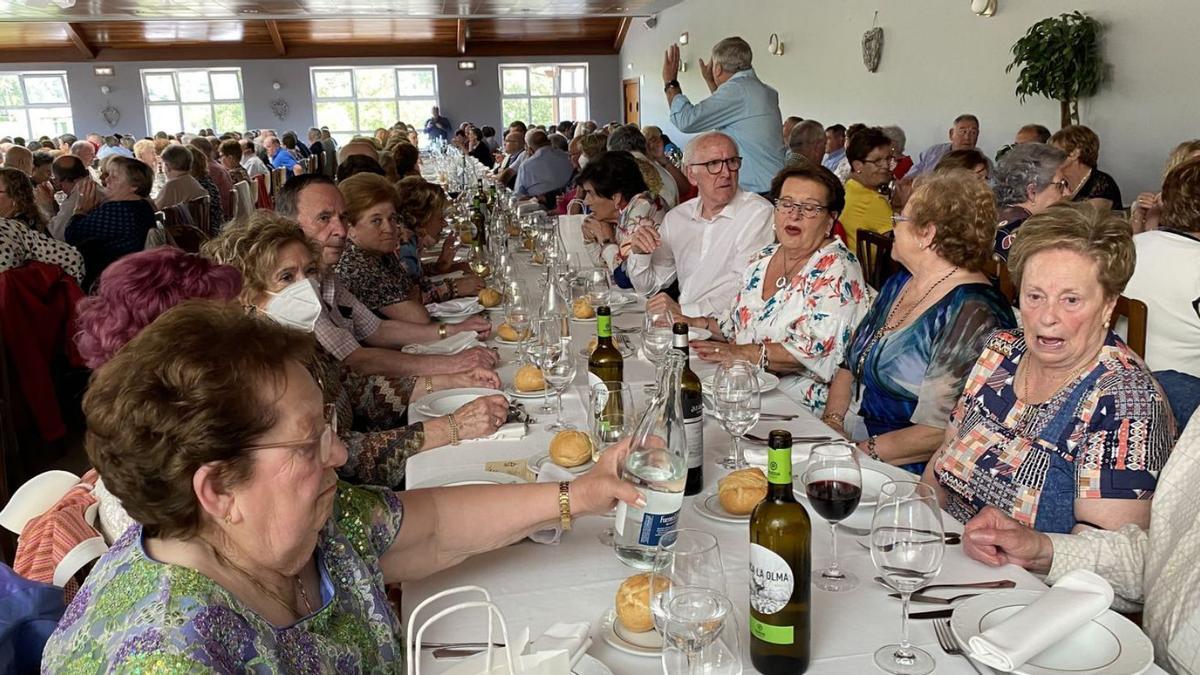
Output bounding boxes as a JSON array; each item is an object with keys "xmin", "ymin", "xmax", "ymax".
[
  {"xmin": 712, "ymin": 361, "xmax": 761, "ymax": 469},
  {"xmin": 649, "ymin": 530, "xmax": 727, "ymax": 632},
  {"xmin": 642, "ymin": 309, "xmax": 675, "ymax": 382},
  {"xmin": 543, "ymin": 344, "xmax": 578, "ymax": 432},
  {"xmin": 870, "ymin": 480, "xmax": 945, "ymax": 675},
  {"xmin": 582, "ymin": 266, "xmax": 611, "ymax": 307},
  {"xmin": 528, "ymin": 317, "xmax": 563, "ymax": 414},
  {"xmin": 660, "ymin": 589, "xmax": 741, "ymax": 675},
  {"xmin": 803, "ymin": 442, "xmax": 862, "ymax": 592}
]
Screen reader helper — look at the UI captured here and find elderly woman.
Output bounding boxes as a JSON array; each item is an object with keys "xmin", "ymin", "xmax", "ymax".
[
  {"xmin": 842, "ymin": 126, "xmax": 896, "ymax": 255},
  {"xmin": 203, "ymin": 213, "xmax": 509, "ymax": 487},
  {"xmin": 1131, "ymin": 139, "xmax": 1200, "ymax": 234},
  {"xmin": 394, "ymin": 176, "xmax": 484, "ymax": 301},
  {"xmin": 934, "ymin": 148, "xmax": 990, "ymax": 181},
  {"xmin": 0, "ymin": 208, "xmax": 84, "ymax": 282},
  {"xmin": 1050, "ymin": 125, "xmax": 1123, "ymax": 211},
  {"xmin": 992, "ymin": 142, "xmax": 1070, "ymax": 260},
  {"xmin": 0, "ymin": 166, "xmax": 47, "ymax": 231},
  {"xmin": 577, "ymin": 150, "xmax": 668, "ymax": 287},
  {"xmin": 681, "ymin": 164, "xmax": 872, "ymax": 413},
  {"xmin": 923, "ymin": 203, "xmax": 1175, "ymax": 533},
  {"xmin": 132, "ymin": 139, "xmax": 158, "ymax": 169},
  {"xmin": 65, "ymin": 156, "xmax": 157, "ymax": 290},
  {"xmin": 40, "ymin": 301, "xmax": 638, "ymax": 671},
  {"xmin": 560, "ymin": 133, "xmax": 610, "ymax": 216},
  {"xmin": 882, "ymin": 125, "xmax": 912, "ymax": 180},
  {"xmin": 187, "ymin": 145, "xmax": 225, "ymax": 233},
  {"xmin": 822, "ymin": 171, "xmax": 1016, "ymax": 472},
  {"xmin": 466, "ymin": 126, "xmax": 495, "ymax": 169}
]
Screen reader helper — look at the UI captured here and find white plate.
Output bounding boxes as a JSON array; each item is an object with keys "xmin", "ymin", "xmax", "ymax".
[
  {"xmin": 950, "ymin": 590, "xmax": 1154, "ymax": 675},
  {"xmin": 692, "ymin": 487, "xmax": 751, "ymax": 524},
  {"xmin": 573, "ymin": 655, "xmax": 613, "ymax": 675},
  {"xmin": 791, "ymin": 463, "xmax": 891, "ymax": 507},
  {"xmin": 413, "ymin": 388, "xmax": 505, "ymax": 418},
  {"xmin": 598, "ymin": 608, "xmax": 662, "ymax": 658},
  {"xmin": 495, "ymin": 336, "xmax": 524, "ymax": 346},
  {"xmin": 578, "ymin": 344, "xmax": 636, "ymax": 359},
  {"xmin": 688, "ymin": 327, "xmax": 712, "ymax": 341},
  {"xmin": 408, "ymin": 470, "xmax": 525, "ymax": 489},
  {"xmin": 570, "ymin": 315, "xmax": 598, "ymax": 323},
  {"xmin": 436, "ymin": 311, "xmax": 483, "ymax": 325},
  {"xmin": 701, "ymin": 371, "xmax": 781, "ymax": 393},
  {"xmin": 505, "ymin": 385, "xmax": 551, "ymax": 399},
  {"xmin": 528, "ymin": 451, "xmax": 594, "ymax": 475}
]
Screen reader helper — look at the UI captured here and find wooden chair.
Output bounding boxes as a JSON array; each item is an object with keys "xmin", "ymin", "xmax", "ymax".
[
  {"xmin": 163, "ymin": 203, "xmax": 210, "ymax": 253},
  {"xmin": 271, "ymin": 168, "xmax": 286, "ymax": 197},
  {"xmin": 1111, "ymin": 295, "xmax": 1148, "ymax": 359},
  {"xmin": 186, "ymin": 195, "xmax": 211, "ymax": 236},
  {"xmin": 0, "ymin": 328, "xmax": 17, "ymax": 565},
  {"xmin": 855, "ymin": 230, "xmax": 899, "ymax": 291},
  {"xmin": 995, "ymin": 259, "xmax": 1017, "ymax": 306},
  {"xmin": 314, "ymin": 151, "xmax": 326, "ymax": 176},
  {"xmin": 252, "ymin": 173, "xmax": 272, "ymax": 210}
]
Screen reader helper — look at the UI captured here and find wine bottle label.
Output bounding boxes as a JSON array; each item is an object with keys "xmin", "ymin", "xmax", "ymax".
[
  {"xmin": 614, "ymin": 488, "xmax": 683, "ymax": 545},
  {"xmin": 684, "ymin": 417, "xmax": 704, "ymax": 469},
  {"xmin": 750, "ymin": 616, "xmax": 794, "ymax": 646},
  {"xmin": 596, "ymin": 314, "xmax": 612, "ymax": 338},
  {"xmin": 767, "ymin": 447, "xmax": 792, "ymax": 485},
  {"xmin": 750, "ymin": 543, "xmax": 794, "ymax": 617}
]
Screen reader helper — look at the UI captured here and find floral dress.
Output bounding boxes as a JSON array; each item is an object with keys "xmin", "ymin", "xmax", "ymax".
[
  {"xmin": 335, "ymin": 241, "xmax": 417, "ymax": 317},
  {"xmin": 934, "ymin": 329, "xmax": 1175, "ymax": 533},
  {"xmin": 585, "ymin": 191, "xmax": 669, "ymax": 281},
  {"xmin": 717, "ymin": 241, "xmax": 873, "ymax": 413},
  {"xmin": 41, "ymin": 484, "xmax": 407, "ymax": 673}
]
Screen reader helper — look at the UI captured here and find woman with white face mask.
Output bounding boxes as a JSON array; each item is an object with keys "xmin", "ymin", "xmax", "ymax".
[{"xmin": 203, "ymin": 212, "xmax": 510, "ymax": 488}]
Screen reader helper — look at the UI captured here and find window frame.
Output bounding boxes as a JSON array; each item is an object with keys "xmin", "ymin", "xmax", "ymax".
[
  {"xmin": 139, "ymin": 67, "xmax": 246, "ymax": 135},
  {"xmin": 0, "ymin": 70, "xmax": 73, "ymax": 141},
  {"xmin": 498, "ymin": 63, "xmax": 589, "ymax": 129},
  {"xmin": 309, "ymin": 65, "xmax": 440, "ymax": 146}
]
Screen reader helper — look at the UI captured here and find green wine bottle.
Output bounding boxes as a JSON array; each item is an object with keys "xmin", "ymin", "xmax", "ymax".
[
  {"xmin": 673, "ymin": 322, "xmax": 704, "ymax": 496},
  {"xmin": 588, "ymin": 306, "xmax": 624, "ymax": 421}
]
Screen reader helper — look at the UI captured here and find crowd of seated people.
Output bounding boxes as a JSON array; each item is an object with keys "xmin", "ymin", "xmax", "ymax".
[{"xmin": 3, "ymin": 34, "xmax": 1200, "ymax": 672}]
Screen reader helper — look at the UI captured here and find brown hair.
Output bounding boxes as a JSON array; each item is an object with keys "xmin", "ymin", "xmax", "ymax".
[
  {"xmin": 1164, "ymin": 140, "xmax": 1200, "ymax": 179},
  {"xmin": 1050, "ymin": 125, "xmax": 1101, "ymax": 168},
  {"xmin": 202, "ymin": 210, "xmax": 320, "ymax": 304},
  {"xmin": 934, "ymin": 148, "xmax": 989, "ymax": 175},
  {"xmin": 907, "ymin": 171, "xmax": 997, "ymax": 273},
  {"xmin": 186, "ymin": 145, "xmax": 210, "ymax": 179},
  {"xmin": 84, "ymin": 300, "xmax": 315, "ymax": 538},
  {"xmin": 218, "ymin": 139, "xmax": 241, "ymax": 161},
  {"xmin": 396, "ymin": 176, "xmax": 447, "ymax": 232},
  {"xmin": 0, "ymin": 167, "xmax": 45, "ymax": 229},
  {"xmin": 1007, "ymin": 201, "xmax": 1134, "ymax": 298},
  {"xmin": 768, "ymin": 163, "xmax": 846, "ymax": 215},
  {"xmin": 339, "ymin": 172, "xmax": 399, "ymax": 226},
  {"xmin": 1160, "ymin": 156, "xmax": 1200, "ymax": 234}
]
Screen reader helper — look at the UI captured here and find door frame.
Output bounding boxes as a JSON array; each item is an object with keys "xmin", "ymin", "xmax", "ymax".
[{"xmin": 622, "ymin": 77, "xmax": 641, "ymax": 126}]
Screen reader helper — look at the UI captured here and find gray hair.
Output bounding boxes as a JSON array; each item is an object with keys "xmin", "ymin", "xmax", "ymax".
[
  {"xmin": 525, "ymin": 129, "xmax": 549, "ymax": 150},
  {"xmin": 607, "ymin": 124, "xmax": 648, "ymax": 153},
  {"xmin": 307, "ymin": 127, "xmax": 321, "ymax": 141},
  {"xmin": 161, "ymin": 144, "xmax": 193, "ymax": 172},
  {"xmin": 788, "ymin": 120, "xmax": 825, "ymax": 153},
  {"xmin": 993, "ymin": 142, "xmax": 1067, "ymax": 206},
  {"xmin": 881, "ymin": 125, "xmax": 907, "ymax": 154},
  {"xmin": 712, "ymin": 37, "xmax": 753, "ymax": 74},
  {"xmin": 548, "ymin": 132, "xmax": 570, "ymax": 152},
  {"xmin": 683, "ymin": 131, "xmax": 738, "ymax": 166}
]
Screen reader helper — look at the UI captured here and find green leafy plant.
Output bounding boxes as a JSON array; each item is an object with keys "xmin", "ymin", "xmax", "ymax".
[{"xmin": 1006, "ymin": 11, "xmax": 1107, "ymax": 128}]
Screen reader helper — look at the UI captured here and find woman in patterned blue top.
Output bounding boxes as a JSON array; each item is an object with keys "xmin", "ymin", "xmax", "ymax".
[
  {"xmin": 64, "ymin": 156, "xmax": 156, "ymax": 291},
  {"xmin": 822, "ymin": 172, "xmax": 1016, "ymax": 473}
]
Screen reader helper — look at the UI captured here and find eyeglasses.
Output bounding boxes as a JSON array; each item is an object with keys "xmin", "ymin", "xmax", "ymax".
[
  {"xmin": 243, "ymin": 402, "xmax": 338, "ymax": 463},
  {"xmin": 689, "ymin": 156, "xmax": 743, "ymax": 175},
  {"xmin": 863, "ymin": 156, "xmax": 897, "ymax": 169},
  {"xmin": 774, "ymin": 199, "xmax": 829, "ymax": 219},
  {"xmin": 890, "ymin": 215, "xmax": 913, "ymax": 226},
  {"xmin": 1051, "ymin": 179, "xmax": 1071, "ymax": 194}
]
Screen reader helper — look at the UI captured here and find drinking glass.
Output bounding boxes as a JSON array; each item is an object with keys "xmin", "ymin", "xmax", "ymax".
[
  {"xmin": 803, "ymin": 442, "xmax": 862, "ymax": 592},
  {"xmin": 543, "ymin": 343, "xmax": 578, "ymax": 431},
  {"xmin": 712, "ymin": 361, "xmax": 761, "ymax": 469},
  {"xmin": 504, "ymin": 299, "xmax": 531, "ymax": 364},
  {"xmin": 582, "ymin": 266, "xmax": 611, "ymax": 306},
  {"xmin": 660, "ymin": 589, "xmax": 742, "ymax": 675},
  {"xmin": 641, "ymin": 309, "xmax": 675, "ymax": 369},
  {"xmin": 589, "ymin": 381, "xmax": 633, "ymax": 547},
  {"xmin": 528, "ymin": 317, "xmax": 563, "ymax": 414},
  {"xmin": 648, "ymin": 530, "xmax": 727, "ymax": 632},
  {"xmin": 870, "ymin": 480, "xmax": 945, "ymax": 675}
]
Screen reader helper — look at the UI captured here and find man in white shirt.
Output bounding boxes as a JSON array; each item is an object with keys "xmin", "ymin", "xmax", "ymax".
[
  {"xmin": 239, "ymin": 140, "xmax": 270, "ymax": 178},
  {"xmin": 625, "ymin": 131, "xmax": 774, "ymax": 317}
]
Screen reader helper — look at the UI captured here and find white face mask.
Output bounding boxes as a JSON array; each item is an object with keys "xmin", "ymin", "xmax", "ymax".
[{"xmin": 263, "ymin": 278, "xmax": 322, "ymax": 332}]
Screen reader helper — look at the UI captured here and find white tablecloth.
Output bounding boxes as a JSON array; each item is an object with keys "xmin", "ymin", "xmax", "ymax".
[{"xmin": 402, "ymin": 238, "xmax": 1164, "ymax": 675}]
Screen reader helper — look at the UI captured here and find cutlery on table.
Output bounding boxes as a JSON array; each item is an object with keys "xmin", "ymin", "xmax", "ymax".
[
  {"xmin": 934, "ymin": 618, "xmax": 988, "ymax": 675},
  {"xmin": 873, "ymin": 577, "xmax": 1016, "ymax": 592},
  {"xmin": 888, "ymin": 591, "xmax": 981, "ymax": 604},
  {"xmin": 421, "ymin": 641, "xmax": 505, "ymax": 650},
  {"xmin": 908, "ymin": 608, "xmax": 955, "ymax": 620},
  {"xmin": 757, "ymin": 413, "xmax": 799, "ymax": 421},
  {"xmin": 842, "ymin": 524, "xmax": 962, "ymax": 543}
]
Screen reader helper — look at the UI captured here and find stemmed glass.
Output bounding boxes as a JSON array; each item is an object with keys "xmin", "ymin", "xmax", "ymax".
[
  {"xmin": 650, "ymin": 530, "xmax": 738, "ymax": 675},
  {"xmin": 583, "ymin": 266, "xmax": 611, "ymax": 307},
  {"xmin": 648, "ymin": 530, "xmax": 727, "ymax": 627},
  {"xmin": 528, "ymin": 317, "xmax": 563, "ymax": 414},
  {"xmin": 590, "ymin": 381, "xmax": 633, "ymax": 546},
  {"xmin": 543, "ymin": 343, "xmax": 578, "ymax": 431},
  {"xmin": 870, "ymin": 480, "xmax": 945, "ymax": 675},
  {"xmin": 504, "ymin": 297, "xmax": 531, "ymax": 364},
  {"xmin": 803, "ymin": 442, "xmax": 863, "ymax": 592},
  {"xmin": 660, "ymin": 589, "xmax": 741, "ymax": 675},
  {"xmin": 712, "ymin": 361, "xmax": 761, "ymax": 469},
  {"xmin": 642, "ymin": 309, "xmax": 675, "ymax": 371}
]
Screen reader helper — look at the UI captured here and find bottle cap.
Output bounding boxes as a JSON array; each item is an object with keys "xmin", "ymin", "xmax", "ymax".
[{"xmin": 768, "ymin": 430, "xmax": 792, "ymax": 449}]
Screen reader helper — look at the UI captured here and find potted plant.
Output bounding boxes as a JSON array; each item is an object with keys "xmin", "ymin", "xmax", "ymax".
[{"xmin": 1006, "ymin": 11, "xmax": 1107, "ymax": 128}]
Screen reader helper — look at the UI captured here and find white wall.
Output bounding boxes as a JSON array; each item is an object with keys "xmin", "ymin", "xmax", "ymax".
[
  {"xmin": 620, "ymin": 0, "xmax": 1200, "ymax": 197},
  {"xmin": 1, "ymin": 54, "xmax": 620, "ymax": 140}
]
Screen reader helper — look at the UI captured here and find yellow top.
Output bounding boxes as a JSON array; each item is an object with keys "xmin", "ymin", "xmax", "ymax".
[{"xmin": 841, "ymin": 178, "xmax": 894, "ymax": 255}]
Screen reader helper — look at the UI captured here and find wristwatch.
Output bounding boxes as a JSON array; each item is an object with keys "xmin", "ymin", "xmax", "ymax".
[{"xmin": 664, "ymin": 79, "xmax": 680, "ymax": 92}]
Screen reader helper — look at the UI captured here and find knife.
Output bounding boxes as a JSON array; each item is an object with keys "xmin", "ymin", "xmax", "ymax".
[{"xmin": 908, "ymin": 608, "xmax": 955, "ymax": 620}]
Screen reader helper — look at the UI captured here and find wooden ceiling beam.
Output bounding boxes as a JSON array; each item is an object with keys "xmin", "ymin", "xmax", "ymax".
[
  {"xmin": 613, "ymin": 17, "xmax": 632, "ymax": 51},
  {"xmin": 266, "ymin": 20, "xmax": 286, "ymax": 56},
  {"xmin": 64, "ymin": 23, "xmax": 96, "ymax": 59},
  {"xmin": 456, "ymin": 19, "xmax": 467, "ymax": 55}
]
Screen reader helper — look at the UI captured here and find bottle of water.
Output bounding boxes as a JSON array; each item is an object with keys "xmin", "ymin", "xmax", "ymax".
[{"xmin": 614, "ymin": 349, "xmax": 688, "ymax": 568}]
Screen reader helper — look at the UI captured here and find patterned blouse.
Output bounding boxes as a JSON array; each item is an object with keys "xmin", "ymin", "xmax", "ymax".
[
  {"xmin": 717, "ymin": 241, "xmax": 873, "ymax": 413},
  {"xmin": 586, "ymin": 191, "xmax": 669, "ymax": 275},
  {"xmin": 41, "ymin": 484, "xmax": 407, "ymax": 673},
  {"xmin": 197, "ymin": 176, "xmax": 225, "ymax": 234},
  {"xmin": 933, "ymin": 329, "xmax": 1175, "ymax": 533},
  {"xmin": 0, "ymin": 217, "xmax": 85, "ymax": 284},
  {"xmin": 335, "ymin": 241, "xmax": 417, "ymax": 316}
]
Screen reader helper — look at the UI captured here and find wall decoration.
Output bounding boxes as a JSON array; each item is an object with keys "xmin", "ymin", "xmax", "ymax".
[
  {"xmin": 862, "ymin": 13, "xmax": 883, "ymax": 73},
  {"xmin": 270, "ymin": 98, "xmax": 289, "ymax": 120},
  {"xmin": 1007, "ymin": 11, "xmax": 1107, "ymax": 127},
  {"xmin": 102, "ymin": 105, "xmax": 120, "ymax": 127}
]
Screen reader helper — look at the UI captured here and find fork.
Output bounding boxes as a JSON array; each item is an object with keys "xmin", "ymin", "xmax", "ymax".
[
  {"xmin": 888, "ymin": 590, "xmax": 980, "ymax": 604},
  {"xmin": 933, "ymin": 619, "xmax": 987, "ymax": 675}
]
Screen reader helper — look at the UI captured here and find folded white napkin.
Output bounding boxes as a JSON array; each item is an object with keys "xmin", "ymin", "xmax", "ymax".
[
  {"xmin": 529, "ymin": 463, "xmax": 576, "ymax": 545},
  {"xmin": 400, "ymin": 332, "xmax": 480, "ymax": 355},
  {"xmin": 426, "ymin": 298, "xmax": 483, "ymax": 316},
  {"xmin": 967, "ymin": 569, "xmax": 1115, "ymax": 672},
  {"xmin": 465, "ymin": 422, "xmax": 526, "ymax": 443},
  {"xmin": 530, "ymin": 622, "xmax": 592, "ymax": 669}
]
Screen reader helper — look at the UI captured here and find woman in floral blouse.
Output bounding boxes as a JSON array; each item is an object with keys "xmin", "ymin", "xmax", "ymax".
[
  {"xmin": 679, "ymin": 164, "xmax": 873, "ymax": 413},
  {"xmin": 394, "ymin": 176, "xmax": 485, "ymax": 303},
  {"xmin": 576, "ymin": 150, "xmax": 669, "ymax": 287}
]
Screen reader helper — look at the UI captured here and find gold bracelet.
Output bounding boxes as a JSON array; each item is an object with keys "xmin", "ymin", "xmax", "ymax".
[
  {"xmin": 438, "ymin": 323, "xmax": 448, "ymax": 339},
  {"xmin": 447, "ymin": 412, "xmax": 460, "ymax": 445},
  {"xmin": 423, "ymin": 376, "xmax": 434, "ymax": 394},
  {"xmin": 558, "ymin": 481, "xmax": 572, "ymax": 531},
  {"xmin": 822, "ymin": 412, "xmax": 846, "ymax": 426}
]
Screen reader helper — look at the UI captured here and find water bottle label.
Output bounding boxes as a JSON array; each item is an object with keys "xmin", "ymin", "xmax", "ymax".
[
  {"xmin": 750, "ymin": 543, "xmax": 794, "ymax": 616},
  {"xmin": 638, "ymin": 509, "xmax": 679, "ymax": 546},
  {"xmin": 685, "ymin": 417, "xmax": 704, "ymax": 469}
]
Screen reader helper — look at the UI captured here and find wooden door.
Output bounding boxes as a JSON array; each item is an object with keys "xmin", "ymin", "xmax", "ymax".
[{"xmin": 622, "ymin": 78, "xmax": 640, "ymax": 126}]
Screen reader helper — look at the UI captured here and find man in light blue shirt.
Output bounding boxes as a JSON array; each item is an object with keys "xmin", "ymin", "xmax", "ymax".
[
  {"xmin": 822, "ymin": 124, "xmax": 847, "ymax": 172},
  {"xmin": 907, "ymin": 113, "xmax": 982, "ymax": 177},
  {"xmin": 514, "ymin": 130, "xmax": 574, "ymax": 201},
  {"xmin": 663, "ymin": 37, "xmax": 785, "ymax": 195}
]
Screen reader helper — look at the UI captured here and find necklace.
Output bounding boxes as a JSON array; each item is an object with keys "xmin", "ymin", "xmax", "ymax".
[
  {"xmin": 1017, "ymin": 357, "xmax": 1093, "ymax": 406},
  {"xmin": 1069, "ymin": 168, "xmax": 1093, "ymax": 200},
  {"xmin": 775, "ymin": 249, "xmax": 814, "ymax": 289},
  {"xmin": 854, "ymin": 266, "xmax": 959, "ymax": 378},
  {"xmin": 208, "ymin": 543, "xmax": 314, "ymax": 620}
]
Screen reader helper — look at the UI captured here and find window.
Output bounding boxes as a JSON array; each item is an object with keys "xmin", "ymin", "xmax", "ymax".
[
  {"xmin": 310, "ymin": 66, "xmax": 439, "ymax": 145},
  {"xmin": 0, "ymin": 71, "xmax": 73, "ymax": 140},
  {"xmin": 140, "ymin": 68, "xmax": 246, "ymax": 134},
  {"xmin": 499, "ymin": 64, "xmax": 588, "ymax": 129}
]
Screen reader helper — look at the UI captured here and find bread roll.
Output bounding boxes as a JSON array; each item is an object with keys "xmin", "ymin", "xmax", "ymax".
[
  {"xmin": 616, "ymin": 573, "xmax": 670, "ymax": 633},
  {"xmin": 514, "ymin": 364, "xmax": 545, "ymax": 392},
  {"xmin": 572, "ymin": 297, "xmax": 595, "ymax": 319},
  {"xmin": 497, "ymin": 323, "xmax": 525, "ymax": 342},
  {"xmin": 718, "ymin": 467, "xmax": 768, "ymax": 515},
  {"xmin": 478, "ymin": 288, "xmax": 502, "ymax": 308},
  {"xmin": 549, "ymin": 430, "xmax": 592, "ymax": 468}
]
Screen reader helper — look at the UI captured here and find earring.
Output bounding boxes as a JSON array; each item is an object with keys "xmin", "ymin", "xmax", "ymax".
[{"xmin": 223, "ymin": 514, "xmax": 233, "ymax": 525}]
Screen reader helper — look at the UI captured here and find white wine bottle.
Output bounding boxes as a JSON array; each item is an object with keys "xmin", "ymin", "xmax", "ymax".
[
  {"xmin": 749, "ymin": 430, "xmax": 811, "ymax": 674},
  {"xmin": 673, "ymin": 322, "xmax": 704, "ymax": 496}
]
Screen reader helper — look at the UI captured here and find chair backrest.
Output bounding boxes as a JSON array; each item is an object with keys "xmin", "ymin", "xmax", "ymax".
[
  {"xmin": 995, "ymin": 259, "xmax": 1017, "ymax": 306},
  {"xmin": 271, "ymin": 168, "xmax": 286, "ymax": 196},
  {"xmin": 0, "ymin": 327, "xmax": 16, "ymax": 563},
  {"xmin": 163, "ymin": 203, "xmax": 209, "ymax": 253},
  {"xmin": 855, "ymin": 230, "xmax": 898, "ymax": 291},
  {"xmin": 252, "ymin": 173, "xmax": 272, "ymax": 210},
  {"xmin": 233, "ymin": 180, "xmax": 254, "ymax": 220},
  {"xmin": 0, "ymin": 470, "xmax": 80, "ymax": 536},
  {"xmin": 186, "ymin": 194, "xmax": 211, "ymax": 236},
  {"xmin": 1111, "ymin": 295, "xmax": 1148, "ymax": 358},
  {"xmin": 315, "ymin": 151, "xmax": 326, "ymax": 176}
]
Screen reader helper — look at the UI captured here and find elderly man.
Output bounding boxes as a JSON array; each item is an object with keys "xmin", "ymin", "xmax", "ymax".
[
  {"xmin": 424, "ymin": 106, "xmax": 451, "ymax": 143},
  {"xmin": 97, "ymin": 136, "xmax": 133, "ymax": 160},
  {"xmin": 663, "ymin": 37, "xmax": 785, "ymax": 195},
  {"xmin": 786, "ymin": 120, "xmax": 826, "ymax": 168},
  {"xmin": 263, "ymin": 135, "xmax": 298, "ymax": 176},
  {"xmin": 274, "ymin": 175, "xmax": 498, "ymax": 379},
  {"xmin": 239, "ymin": 140, "xmax": 270, "ymax": 178},
  {"xmin": 908, "ymin": 113, "xmax": 982, "ymax": 177},
  {"xmin": 3, "ymin": 145, "xmax": 33, "ymax": 176},
  {"xmin": 514, "ymin": 129, "xmax": 574, "ymax": 201},
  {"xmin": 608, "ymin": 124, "xmax": 679, "ymax": 207},
  {"xmin": 624, "ymin": 131, "xmax": 774, "ymax": 317},
  {"xmin": 782, "ymin": 115, "xmax": 803, "ymax": 144},
  {"xmin": 494, "ymin": 130, "xmax": 526, "ymax": 188},
  {"xmin": 154, "ymin": 144, "xmax": 208, "ymax": 211},
  {"xmin": 821, "ymin": 124, "xmax": 847, "ymax": 175},
  {"xmin": 39, "ymin": 155, "xmax": 96, "ymax": 240},
  {"xmin": 1015, "ymin": 123, "xmax": 1052, "ymax": 145}
]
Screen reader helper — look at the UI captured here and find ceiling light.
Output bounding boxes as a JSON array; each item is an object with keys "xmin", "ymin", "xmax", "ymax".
[
  {"xmin": 458, "ymin": 60, "xmax": 476, "ymax": 70},
  {"xmin": 93, "ymin": 66, "xmax": 114, "ymax": 77}
]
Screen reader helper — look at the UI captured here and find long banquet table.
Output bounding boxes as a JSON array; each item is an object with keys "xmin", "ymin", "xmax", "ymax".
[{"xmin": 403, "ymin": 221, "xmax": 1164, "ymax": 674}]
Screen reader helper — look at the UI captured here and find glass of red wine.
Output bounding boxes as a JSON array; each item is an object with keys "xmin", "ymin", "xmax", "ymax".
[{"xmin": 803, "ymin": 441, "xmax": 862, "ymax": 592}]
